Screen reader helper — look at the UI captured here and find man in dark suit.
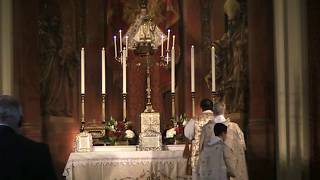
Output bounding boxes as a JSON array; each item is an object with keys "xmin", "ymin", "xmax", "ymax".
[{"xmin": 0, "ymin": 95, "xmax": 57, "ymax": 180}]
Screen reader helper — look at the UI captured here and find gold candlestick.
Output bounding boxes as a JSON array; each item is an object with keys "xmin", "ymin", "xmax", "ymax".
[
  {"xmin": 101, "ymin": 94, "xmax": 106, "ymax": 123},
  {"xmin": 144, "ymin": 58, "xmax": 154, "ymax": 112},
  {"xmin": 212, "ymin": 91, "xmax": 218, "ymax": 103},
  {"xmin": 122, "ymin": 93, "xmax": 127, "ymax": 121},
  {"xmin": 80, "ymin": 94, "xmax": 85, "ymax": 131},
  {"xmin": 191, "ymin": 92, "xmax": 196, "ymax": 117},
  {"xmin": 171, "ymin": 92, "xmax": 176, "ymax": 118}
]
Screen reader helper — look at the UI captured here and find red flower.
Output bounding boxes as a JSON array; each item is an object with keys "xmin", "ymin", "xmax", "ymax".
[
  {"xmin": 116, "ymin": 121, "xmax": 126, "ymax": 131},
  {"xmin": 107, "ymin": 130, "xmax": 115, "ymax": 137},
  {"xmin": 115, "ymin": 130, "xmax": 125, "ymax": 138},
  {"xmin": 175, "ymin": 126, "xmax": 184, "ymax": 135}
]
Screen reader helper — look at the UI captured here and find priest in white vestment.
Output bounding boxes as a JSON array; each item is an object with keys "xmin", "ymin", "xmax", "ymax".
[
  {"xmin": 214, "ymin": 103, "xmax": 249, "ymax": 180},
  {"xmin": 199, "ymin": 123, "xmax": 236, "ymax": 180},
  {"xmin": 184, "ymin": 99, "xmax": 214, "ymax": 180}
]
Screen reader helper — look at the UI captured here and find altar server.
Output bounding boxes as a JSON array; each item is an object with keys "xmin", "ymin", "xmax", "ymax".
[
  {"xmin": 199, "ymin": 123, "xmax": 236, "ymax": 180},
  {"xmin": 214, "ymin": 102, "xmax": 248, "ymax": 180}
]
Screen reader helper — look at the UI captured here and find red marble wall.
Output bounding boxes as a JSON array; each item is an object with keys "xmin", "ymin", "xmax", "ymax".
[
  {"xmin": 13, "ymin": 0, "xmax": 43, "ymax": 142},
  {"xmin": 84, "ymin": 0, "xmax": 105, "ymax": 123},
  {"xmin": 177, "ymin": 0, "xmax": 225, "ymax": 118}
]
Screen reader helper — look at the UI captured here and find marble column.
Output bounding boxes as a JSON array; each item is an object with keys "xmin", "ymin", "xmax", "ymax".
[
  {"xmin": 273, "ymin": 0, "xmax": 310, "ymax": 179},
  {"xmin": 0, "ymin": 0, "xmax": 13, "ymax": 95}
]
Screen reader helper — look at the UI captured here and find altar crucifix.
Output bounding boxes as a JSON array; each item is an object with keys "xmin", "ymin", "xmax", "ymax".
[{"xmin": 112, "ymin": 0, "xmax": 175, "ymax": 150}]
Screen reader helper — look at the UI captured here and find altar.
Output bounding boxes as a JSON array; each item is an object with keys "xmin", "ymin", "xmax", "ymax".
[{"xmin": 63, "ymin": 145, "xmax": 190, "ymax": 180}]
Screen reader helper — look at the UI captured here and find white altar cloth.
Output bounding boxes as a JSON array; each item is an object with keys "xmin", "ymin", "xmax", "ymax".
[{"xmin": 63, "ymin": 145, "xmax": 190, "ymax": 180}]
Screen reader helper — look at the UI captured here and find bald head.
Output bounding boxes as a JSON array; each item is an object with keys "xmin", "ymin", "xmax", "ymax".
[
  {"xmin": 0, "ymin": 95, "xmax": 22, "ymax": 129},
  {"xmin": 213, "ymin": 102, "xmax": 226, "ymax": 116}
]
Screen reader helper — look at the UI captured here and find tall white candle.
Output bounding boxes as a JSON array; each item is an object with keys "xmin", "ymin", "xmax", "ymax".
[
  {"xmin": 126, "ymin": 36, "xmax": 129, "ymax": 52},
  {"xmin": 166, "ymin": 52, "xmax": 169, "ymax": 64},
  {"xmin": 102, "ymin": 47, "xmax": 106, "ymax": 94},
  {"xmin": 81, "ymin": 48, "xmax": 85, "ymax": 94},
  {"xmin": 166, "ymin": 29, "xmax": 171, "ymax": 51},
  {"xmin": 211, "ymin": 46, "xmax": 216, "ymax": 92},
  {"xmin": 191, "ymin": 45, "xmax": 195, "ymax": 92},
  {"xmin": 172, "ymin": 35, "xmax": 175, "ymax": 49},
  {"xmin": 125, "ymin": 36, "xmax": 128, "ymax": 51},
  {"xmin": 119, "ymin": 30, "xmax": 122, "ymax": 52},
  {"xmin": 113, "ymin": 36, "xmax": 117, "ymax": 58},
  {"xmin": 161, "ymin": 35, "xmax": 164, "ymax": 57},
  {"xmin": 171, "ymin": 47, "xmax": 175, "ymax": 93},
  {"xmin": 122, "ymin": 47, "xmax": 127, "ymax": 94}
]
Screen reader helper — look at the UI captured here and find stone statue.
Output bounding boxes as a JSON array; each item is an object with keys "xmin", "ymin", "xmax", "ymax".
[
  {"xmin": 211, "ymin": 0, "xmax": 248, "ymax": 113},
  {"xmin": 39, "ymin": 3, "xmax": 78, "ymax": 117}
]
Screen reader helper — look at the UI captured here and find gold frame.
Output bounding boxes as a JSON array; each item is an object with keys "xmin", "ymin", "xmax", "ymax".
[{"xmin": 75, "ymin": 132, "xmax": 93, "ymax": 152}]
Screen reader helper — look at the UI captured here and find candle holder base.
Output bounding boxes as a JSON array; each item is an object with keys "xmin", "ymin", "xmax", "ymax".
[
  {"xmin": 171, "ymin": 92, "xmax": 176, "ymax": 118},
  {"xmin": 191, "ymin": 92, "xmax": 196, "ymax": 117}
]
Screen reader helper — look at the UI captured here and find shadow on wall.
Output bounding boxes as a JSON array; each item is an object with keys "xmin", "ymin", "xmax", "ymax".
[{"xmin": 44, "ymin": 116, "xmax": 80, "ymax": 179}]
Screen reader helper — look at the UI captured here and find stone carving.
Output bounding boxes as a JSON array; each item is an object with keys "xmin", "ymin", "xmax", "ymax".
[
  {"xmin": 139, "ymin": 112, "xmax": 162, "ymax": 150},
  {"xmin": 208, "ymin": 0, "xmax": 248, "ymax": 113},
  {"xmin": 39, "ymin": 0, "xmax": 79, "ymax": 117}
]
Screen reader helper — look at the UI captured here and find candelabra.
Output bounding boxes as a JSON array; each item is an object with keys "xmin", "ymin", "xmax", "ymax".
[
  {"xmin": 113, "ymin": 0, "xmax": 176, "ymax": 118},
  {"xmin": 159, "ymin": 52, "xmax": 171, "ymax": 67}
]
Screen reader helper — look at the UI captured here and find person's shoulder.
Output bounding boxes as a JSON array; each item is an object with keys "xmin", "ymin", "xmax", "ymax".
[
  {"xmin": 198, "ymin": 111, "xmax": 213, "ymax": 119},
  {"xmin": 222, "ymin": 142, "xmax": 233, "ymax": 153},
  {"xmin": 201, "ymin": 110, "xmax": 213, "ymax": 115},
  {"xmin": 16, "ymin": 134, "xmax": 49, "ymax": 152},
  {"xmin": 202, "ymin": 121, "xmax": 214, "ymax": 129},
  {"xmin": 228, "ymin": 121, "xmax": 241, "ymax": 130}
]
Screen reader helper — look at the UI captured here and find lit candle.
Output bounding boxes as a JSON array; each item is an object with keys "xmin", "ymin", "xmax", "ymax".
[
  {"xmin": 166, "ymin": 29, "xmax": 171, "ymax": 51},
  {"xmin": 166, "ymin": 52, "xmax": 169, "ymax": 64},
  {"xmin": 125, "ymin": 36, "xmax": 128, "ymax": 57},
  {"xmin": 171, "ymin": 47, "xmax": 175, "ymax": 93},
  {"xmin": 161, "ymin": 35, "xmax": 164, "ymax": 57},
  {"xmin": 81, "ymin": 48, "xmax": 85, "ymax": 94},
  {"xmin": 211, "ymin": 46, "xmax": 216, "ymax": 92},
  {"xmin": 102, "ymin": 47, "xmax": 106, "ymax": 94},
  {"xmin": 191, "ymin": 45, "xmax": 195, "ymax": 92},
  {"xmin": 113, "ymin": 36, "xmax": 117, "ymax": 58},
  {"xmin": 125, "ymin": 36, "xmax": 128, "ymax": 49},
  {"xmin": 172, "ymin": 35, "xmax": 175, "ymax": 49},
  {"xmin": 122, "ymin": 47, "xmax": 127, "ymax": 94},
  {"xmin": 119, "ymin": 30, "xmax": 122, "ymax": 52}
]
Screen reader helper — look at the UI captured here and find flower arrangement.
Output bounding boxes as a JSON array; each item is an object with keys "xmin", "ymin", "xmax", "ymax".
[
  {"xmin": 165, "ymin": 113, "xmax": 189, "ymax": 144},
  {"xmin": 104, "ymin": 117, "xmax": 135, "ymax": 145}
]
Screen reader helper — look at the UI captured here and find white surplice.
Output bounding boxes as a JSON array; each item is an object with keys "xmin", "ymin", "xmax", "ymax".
[{"xmin": 199, "ymin": 136, "xmax": 236, "ymax": 180}]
